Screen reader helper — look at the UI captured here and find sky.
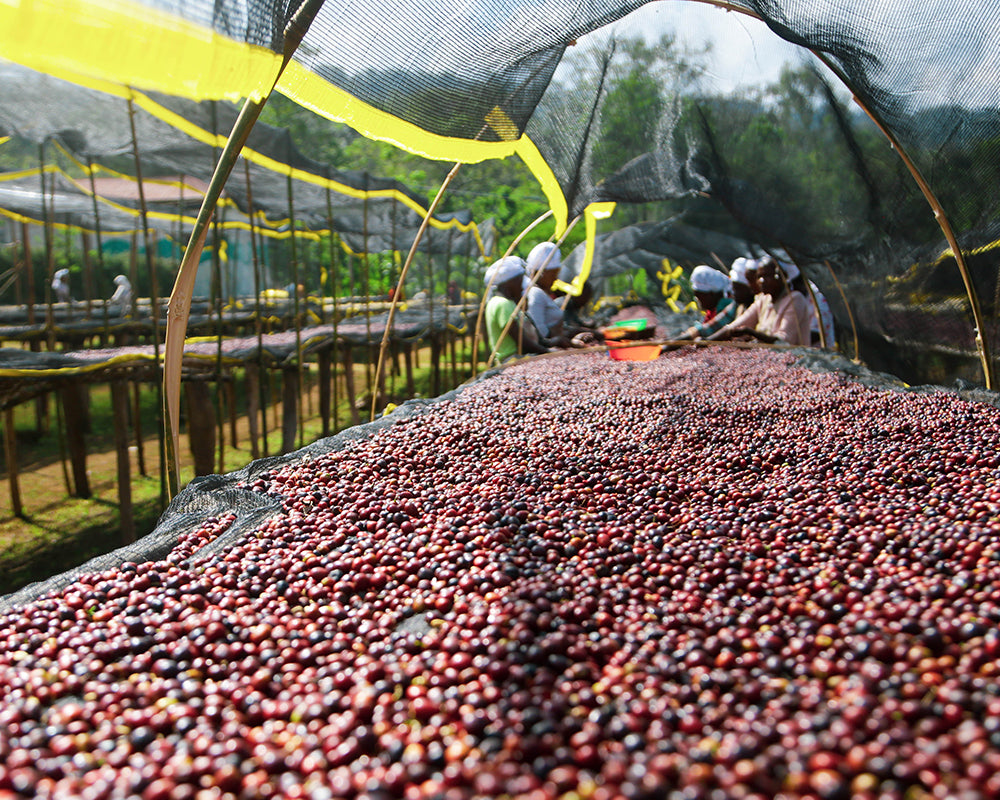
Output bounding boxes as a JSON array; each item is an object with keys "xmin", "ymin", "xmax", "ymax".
[{"xmin": 572, "ymin": 2, "xmax": 808, "ymax": 94}]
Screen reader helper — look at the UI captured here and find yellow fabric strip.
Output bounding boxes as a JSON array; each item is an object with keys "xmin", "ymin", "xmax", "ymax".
[
  {"xmin": 0, "ymin": 165, "xmax": 60, "ymax": 182},
  {"xmin": 552, "ymin": 202, "xmax": 616, "ymax": 296},
  {"xmin": 0, "ymin": 0, "xmax": 280, "ymax": 102},
  {"xmin": 278, "ymin": 60, "xmax": 569, "ymax": 243},
  {"xmin": 933, "ymin": 235, "xmax": 1000, "ymax": 264},
  {"xmin": 127, "ymin": 90, "xmax": 484, "ymax": 245},
  {"xmin": 0, "ymin": 206, "xmax": 142, "ymax": 237}
]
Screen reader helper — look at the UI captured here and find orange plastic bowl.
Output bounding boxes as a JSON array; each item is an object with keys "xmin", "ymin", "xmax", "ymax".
[{"xmin": 608, "ymin": 343, "xmax": 662, "ymax": 361}]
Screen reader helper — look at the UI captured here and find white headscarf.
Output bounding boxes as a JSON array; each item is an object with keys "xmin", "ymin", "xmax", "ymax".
[
  {"xmin": 729, "ymin": 257, "xmax": 751, "ymax": 287},
  {"xmin": 484, "ymin": 256, "xmax": 525, "ymax": 288},
  {"xmin": 526, "ymin": 242, "xmax": 561, "ymax": 275},
  {"xmin": 690, "ymin": 265, "xmax": 731, "ymax": 294}
]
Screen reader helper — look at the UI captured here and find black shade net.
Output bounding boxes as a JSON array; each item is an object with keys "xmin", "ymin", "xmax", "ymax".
[{"xmin": 0, "ymin": 1, "xmax": 998, "ymax": 386}]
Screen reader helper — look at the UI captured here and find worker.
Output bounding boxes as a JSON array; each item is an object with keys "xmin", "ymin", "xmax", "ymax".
[
  {"xmin": 109, "ymin": 274, "xmax": 133, "ymax": 317},
  {"xmin": 524, "ymin": 242, "xmax": 568, "ymax": 346},
  {"xmin": 484, "ymin": 256, "xmax": 547, "ymax": 362},
  {"xmin": 729, "ymin": 257, "xmax": 756, "ymax": 314},
  {"xmin": 52, "ymin": 269, "xmax": 71, "ymax": 304},
  {"xmin": 708, "ymin": 255, "xmax": 811, "ymax": 346},
  {"xmin": 674, "ymin": 265, "xmax": 737, "ymax": 342}
]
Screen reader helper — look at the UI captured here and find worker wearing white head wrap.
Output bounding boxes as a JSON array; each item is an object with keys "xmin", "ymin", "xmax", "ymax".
[
  {"xmin": 109, "ymin": 274, "xmax": 133, "ymax": 317},
  {"xmin": 729, "ymin": 257, "xmax": 756, "ymax": 312},
  {"xmin": 690, "ymin": 265, "xmax": 731, "ymax": 295},
  {"xmin": 52, "ymin": 268, "xmax": 71, "ymax": 304},
  {"xmin": 708, "ymin": 255, "xmax": 811, "ymax": 346},
  {"xmin": 523, "ymin": 242, "xmax": 566, "ymax": 342},
  {"xmin": 730, "ymin": 258, "xmax": 751, "ymax": 287},
  {"xmin": 777, "ymin": 258, "xmax": 835, "ymax": 348},
  {"xmin": 484, "ymin": 256, "xmax": 525, "ymax": 290},
  {"xmin": 676, "ymin": 265, "xmax": 738, "ymax": 341},
  {"xmin": 526, "ymin": 242, "xmax": 560, "ymax": 276},
  {"xmin": 484, "ymin": 256, "xmax": 546, "ymax": 362}
]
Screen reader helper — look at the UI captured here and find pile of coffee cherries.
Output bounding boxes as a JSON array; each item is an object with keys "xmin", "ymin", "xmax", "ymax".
[{"xmin": 1, "ymin": 348, "xmax": 999, "ymax": 799}]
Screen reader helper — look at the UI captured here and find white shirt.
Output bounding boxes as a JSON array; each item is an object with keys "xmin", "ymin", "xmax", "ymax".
[{"xmin": 526, "ymin": 286, "xmax": 563, "ymax": 339}]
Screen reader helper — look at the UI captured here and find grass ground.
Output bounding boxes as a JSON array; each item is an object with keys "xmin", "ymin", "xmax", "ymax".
[{"xmin": 0, "ymin": 345, "xmax": 476, "ymax": 596}]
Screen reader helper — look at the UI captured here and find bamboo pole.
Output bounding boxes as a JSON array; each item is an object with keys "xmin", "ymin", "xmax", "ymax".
[
  {"xmin": 243, "ymin": 159, "xmax": 268, "ymax": 459},
  {"xmin": 163, "ymin": 0, "xmax": 327, "ymax": 495},
  {"xmin": 361, "ymin": 193, "xmax": 374, "ymax": 405},
  {"xmin": 20, "ymin": 222, "xmax": 35, "ymax": 326},
  {"xmin": 127, "ymin": 94, "xmax": 167, "ymax": 505},
  {"xmin": 212, "ymin": 209, "xmax": 226, "ymax": 474},
  {"xmin": 39, "ymin": 145, "xmax": 56, "ymax": 349},
  {"xmin": 324, "ymin": 178, "xmax": 341, "ymax": 434},
  {"xmin": 285, "ymin": 172, "xmax": 304, "ymax": 450},
  {"xmin": 826, "ymin": 260, "xmax": 861, "ymax": 362},
  {"xmin": 132, "ymin": 379, "xmax": 147, "ymax": 476},
  {"xmin": 370, "ymin": 163, "xmax": 464, "ymax": 422},
  {"xmin": 80, "ymin": 231, "xmax": 93, "ymax": 316},
  {"xmin": 210, "ymin": 101, "xmax": 227, "ymax": 476},
  {"xmin": 86, "ymin": 159, "xmax": 109, "ymax": 333},
  {"xmin": 425, "ymin": 228, "xmax": 440, "ymax": 397},
  {"xmin": 10, "ymin": 219, "xmax": 23, "ymax": 307}
]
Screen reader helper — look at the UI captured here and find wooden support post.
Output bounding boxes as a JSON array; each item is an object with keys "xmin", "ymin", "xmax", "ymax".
[
  {"xmin": 185, "ymin": 381, "xmax": 217, "ymax": 476},
  {"xmin": 110, "ymin": 380, "xmax": 135, "ymax": 544},
  {"xmin": 132, "ymin": 382, "xmax": 147, "ymax": 476},
  {"xmin": 281, "ymin": 367, "xmax": 299, "ymax": 453},
  {"xmin": 405, "ymin": 343, "xmax": 415, "ymax": 398},
  {"xmin": 3, "ymin": 408, "xmax": 23, "ymax": 518},
  {"xmin": 33, "ymin": 360, "xmax": 48, "ymax": 437},
  {"xmin": 431, "ymin": 334, "xmax": 442, "ymax": 397},
  {"xmin": 246, "ymin": 364, "xmax": 261, "ymax": 460},
  {"xmin": 271, "ymin": 367, "xmax": 281, "ymax": 435},
  {"xmin": 391, "ymin": 343, "xmax": 401, "ymax": 396},
  {"xmin": 226, "ymin": 376, "xmax": 238, "ymax": 450},
  {"xmin": 332, "ymin": 342, "xmax": 341, "ymax": 433},
  {"xmin": 304, "ymin": 362, "xmax": 314, "ymax": 420},
  {"xmin": 60, "ymin": 382, "xmax": 91, "ymax": 499},
  {"xmin": 216, "ymin": 376, "xmax": 226, "ymax": 477},
  {"xmin": 343, "ymin": 344, "xmax": 360, "ymax": 426},
  {"xmin": 450, "ymin": 331, "xmax": 458, "ymax": 388},
  {"xmin": 375, "ymin": 344, "xmax": 387, "ymax": 412},
  {"xmin": 318, "ymin": 349, "xmax": 331, "ymax": 437}
]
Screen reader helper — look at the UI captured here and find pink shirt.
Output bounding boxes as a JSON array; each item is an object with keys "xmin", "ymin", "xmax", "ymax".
[{"xmin": 722, "ymin": 290, "xmax": 812, "ymax": 346}]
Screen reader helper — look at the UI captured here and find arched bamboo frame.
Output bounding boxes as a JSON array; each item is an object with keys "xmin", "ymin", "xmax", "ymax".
[{"xmin": 689, "ymin": 0, "xmax": 994, "ymax": 388}]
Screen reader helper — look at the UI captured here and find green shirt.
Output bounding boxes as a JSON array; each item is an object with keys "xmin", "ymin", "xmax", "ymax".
[{"xmin": 486, "ymin": 294, "xmax": 519, "ymax": 362}]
